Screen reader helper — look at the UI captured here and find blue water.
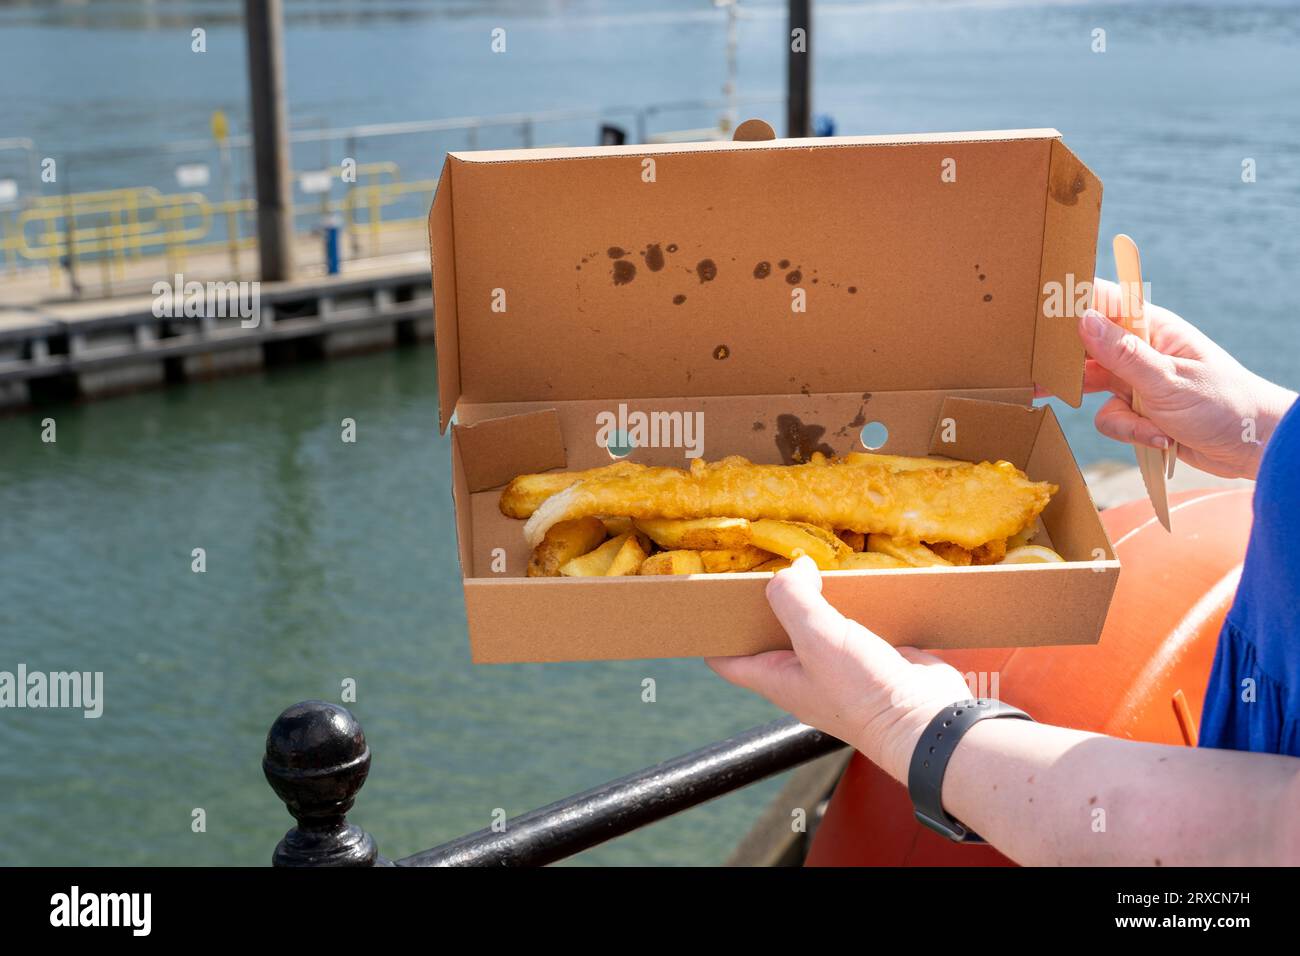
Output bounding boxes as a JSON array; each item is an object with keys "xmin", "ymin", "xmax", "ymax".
[{"xmin": 1, "ymin": 0, "xmax": 1298, "ymax": 865}]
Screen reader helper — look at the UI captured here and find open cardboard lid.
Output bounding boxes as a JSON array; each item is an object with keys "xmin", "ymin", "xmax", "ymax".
[{"xmin": 429, "ymin": 127, "xmax": 1101, "ymax": 433}]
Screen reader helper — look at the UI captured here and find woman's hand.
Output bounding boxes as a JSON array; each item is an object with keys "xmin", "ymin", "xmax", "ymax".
[
  {"xmin": 710, "ymin": 558, "xmax": 1300, "ymax": 867},
  {"xmin": 1068, "ymin": 277, "xmax": 1295, "ymax": 479},
  {"xmin": 706, "ymin": 555, "xmax": 971, "ymax": 784}
]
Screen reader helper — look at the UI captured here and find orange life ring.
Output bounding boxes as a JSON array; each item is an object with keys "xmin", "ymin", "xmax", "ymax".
[{"xmin": 805, "ymin": 487, "xmax": 1254, "ymax": 867}]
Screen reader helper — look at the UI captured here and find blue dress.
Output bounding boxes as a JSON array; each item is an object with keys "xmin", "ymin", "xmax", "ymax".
[{"xmin": 1200, "ymin": 394, "xmax": 1300, "ymax": 754}]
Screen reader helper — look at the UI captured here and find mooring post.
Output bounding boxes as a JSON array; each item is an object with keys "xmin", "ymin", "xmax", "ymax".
[
  {"xmin": 243, "ymin": 0, "xmax": 296, "ymax": 281},
  {"xmin": 263, "ymin": 700, "xmax": 383, "ymax": 866},
  {"xmin": 787, "ymin": 0, "xmax": 812, "ymax": 138}
]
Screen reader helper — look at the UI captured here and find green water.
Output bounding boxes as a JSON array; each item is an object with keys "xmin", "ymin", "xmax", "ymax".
[{"xmin": 0, "ymin": 348, "xmax": 787, "ymax": 865}]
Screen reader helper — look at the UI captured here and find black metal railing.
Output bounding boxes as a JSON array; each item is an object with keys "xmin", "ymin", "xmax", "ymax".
[{"xmin": 263, "ymin": 699, "xmax": 847, "ymax": 867}]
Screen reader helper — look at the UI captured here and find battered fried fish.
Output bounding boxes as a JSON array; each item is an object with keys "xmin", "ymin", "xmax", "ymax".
[
  {"xmin": 499, "ymin": 461, "xmax": 647, "ymax": 519},
  {"xmin": 519, "ymin": 456, "xmax": 1055, "ymax": 551}
]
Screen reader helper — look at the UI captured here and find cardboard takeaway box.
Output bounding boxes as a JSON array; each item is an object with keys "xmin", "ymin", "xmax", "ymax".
[{"xmin": 429, "ymin": 123, "xmax": 1119, "ymax": 664}]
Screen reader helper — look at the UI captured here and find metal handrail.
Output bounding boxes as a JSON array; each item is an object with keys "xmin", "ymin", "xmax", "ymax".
[
  {"xmin": 263, "ymin": 700, "xmax": 847, "ymax": 867},
  {"xmin": 6, "ymin": 165, "xmax": 426, "ymax": 276},
  {"xmin": 16, "ymin": 191, "xmax": 211, "ymax": 259},
  {"xmin": 128, "ymin": 95, "xmax": 783, "ymax": 156},
  {"xmin": 6, "ymin": 97, "xmax": 786, "ymax": 287}
]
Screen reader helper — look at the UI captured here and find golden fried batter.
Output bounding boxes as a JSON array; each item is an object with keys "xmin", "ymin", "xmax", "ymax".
[
  {"xmin": 520, "ymin": 456, "xmax": 1055, "ymax": 551},
  {"xmin": 499, "ymin": 461, "xmax": 647, "ymax": 519}
]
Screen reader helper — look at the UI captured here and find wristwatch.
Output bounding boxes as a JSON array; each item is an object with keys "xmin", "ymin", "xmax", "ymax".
[{"xmin": 907, "ymin": 698, "xmax": 1034, "ymax": 843}]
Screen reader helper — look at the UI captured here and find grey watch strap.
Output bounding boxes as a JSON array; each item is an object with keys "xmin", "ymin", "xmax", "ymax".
[{"xmin": 907, "ymin": 698, "xmax": 1034, "ymax": 843}]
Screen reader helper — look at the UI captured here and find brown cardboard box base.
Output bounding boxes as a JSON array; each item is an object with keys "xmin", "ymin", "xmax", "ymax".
[
  {"xmin": 451, "ymin": 391, "xmax": 1117, "ymax": 663},
  {"xmin": 430, "ymin": 127, "xmax": 1118, "ymax": 663}
]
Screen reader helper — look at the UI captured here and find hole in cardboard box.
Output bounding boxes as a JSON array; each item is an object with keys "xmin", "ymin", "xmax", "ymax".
[
  {"xmin": 603, "ymin": 429, "xmax": 635, "ymax": 460},
  {"xmin": 859, "ymin": 421, "xmax": 889, "ymax": 450}
]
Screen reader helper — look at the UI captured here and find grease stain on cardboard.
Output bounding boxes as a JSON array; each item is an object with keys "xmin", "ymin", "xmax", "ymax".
[
  {"xmin": 775, "ymin": 413, "xmax": 835, "ymax": 464},
  {"xmin": 613, "ymin": 260, "xmax": 636, "ymax": 285}
]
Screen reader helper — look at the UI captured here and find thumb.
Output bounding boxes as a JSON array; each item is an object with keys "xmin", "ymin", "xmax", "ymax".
[
  {"xmin": 766, "ymin": 555, "xmax": 900, "ymax": 674},
  {"xmin": 1079, "ymin": 308, "xmax": 1177, "ymax": 398},
  {"xmin": 766, "ymin": 556, "xmax": 843, "ymax": 656}
]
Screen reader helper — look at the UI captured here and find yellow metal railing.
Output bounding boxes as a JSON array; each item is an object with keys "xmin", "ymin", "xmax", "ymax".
[
  {"xmin": 4, "ymin": 162, "xmax": 437, "ymax": 289},
  {"xmin": 14, "ymin": 189, "xmax": 211, "ymax": 290}
]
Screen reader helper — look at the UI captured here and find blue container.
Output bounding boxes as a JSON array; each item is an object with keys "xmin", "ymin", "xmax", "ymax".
[{"xmin": 324, "ymin": 217, "xmax": 341, "ymax": 275}]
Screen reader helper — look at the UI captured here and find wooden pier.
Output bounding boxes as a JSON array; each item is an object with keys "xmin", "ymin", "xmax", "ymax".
[{"xmin": 0, "ymin": 253, "xmax": 432, "ymax": 408}]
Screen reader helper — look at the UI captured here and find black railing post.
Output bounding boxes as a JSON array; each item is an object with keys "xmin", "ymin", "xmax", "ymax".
[
  {"xmin": 262, "ymin": 700, "xmax": 847, "ymax": 866},
  {"xmin": 263, "ymin": 700, "xmax": 383, "ymax": 866}
]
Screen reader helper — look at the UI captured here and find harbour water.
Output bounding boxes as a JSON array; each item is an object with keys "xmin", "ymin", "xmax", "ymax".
[{"xmin": 2, "ymin": 0, "xmax": 1299, "ymax": 865}]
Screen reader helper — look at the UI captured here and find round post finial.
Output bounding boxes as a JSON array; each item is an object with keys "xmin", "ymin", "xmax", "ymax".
[{"xmin": 263, "ymin": 700, "xmax": 380, "ymax": 866}]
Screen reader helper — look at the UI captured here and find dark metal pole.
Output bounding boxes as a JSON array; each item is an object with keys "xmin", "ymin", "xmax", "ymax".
[
  {"xmin": 59, "ymin": 159, "xmax": 81, "ymax": 296},
  {"xmin": 244, "ymin": 0, "xmax": 295, "ymax": 281},
  {"xmin": 263, "ymin": 700, "xmax": 847, "ymax": 867},
  {"xmin": 787, "ymin": 0, "xmax": 812, "ymax": 138},
  {"xmin": 398, "ymin": 716, "xmax": 846, "ymax": 867}
]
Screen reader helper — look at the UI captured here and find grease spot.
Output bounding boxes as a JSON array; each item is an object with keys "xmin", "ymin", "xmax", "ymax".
[
  {"xmin": 673, "ymin": 294, "xmax": 686, "ymax": 305},
  {"xmin": 613, "ymin": 260, "xmax": 636, "ymax": 285},
  {"xmin": 979, "ymin": 273, "xmax": 986, "ymax": 280},
  {"xmin": 775, "ymin": 414, "xmax": 835, "ymax": 464},
  {"xmin": 696, "ymin": 259, "xmax": 717, "ymax": 283},
  {"xmin": 753, "ymin": 421, "xmax": 766, "ymax": 431},
  {"xmin": 608, "ymin": 246, "xmax": 627, "ymax": 259},
  {"xmin": 753, "ymin": 261, "xmax": 771, "ymax": 279},
  {"xmin": 778, "ymin": 259, "xmax": 790, "ymax": 269},
  {"xmin": 645, "ymin": 243, "xmax": 665, "ymax": 272},
  {"xmin": 847, "ymin": 286, "xmax": 857, "ymax": 294},
  {"xmin": 835, "ymin": 399, "xmax": 872, "ymax": 437},
  {"xmin": 1050, "ymin": 170, "xmax": 1087, "ymax": 206},
  {"xmin": 786, "ymin": 270, "xmax": 802, "ymax": 285},
  {"xmin": 713, "ymin": 344, "xmax": 730, "ymax": 360}
]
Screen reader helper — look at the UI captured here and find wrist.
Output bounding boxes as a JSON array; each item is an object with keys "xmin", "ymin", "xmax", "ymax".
[
  {"xmin": 1243, "ymin": 378, "xmax": 1297, "ymax": 478},
  {"xmin": 876, "ymin": 703, "xmax": 949, "ymax": 786}
]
